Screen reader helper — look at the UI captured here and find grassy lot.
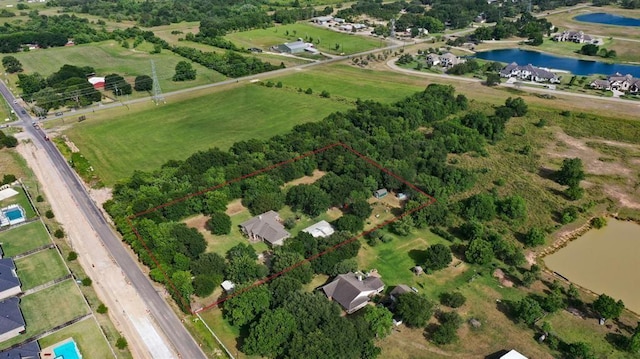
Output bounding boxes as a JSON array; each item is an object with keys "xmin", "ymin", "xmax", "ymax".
[
  {"xmin": 0, "ymin": 186, "xmax": 37, "ymax": 219},
  {"xmin": 9, "ymin": 40, "xmax": 226, "ymax": 94},
  {"xmin": 226, "ymin": 23, "xmax": 385, "ymax": 55},
  {"xmin": 0, "ymin": 221, "xmax": 50, "ymax": 257},
  {"xmin": 198, "ymin": 307, "xmax": 257, "ymax": 359},
  {"xmin": 39, "ymin": 318, "xmax": 114, "ymax": 359},
  {"xmin": 15, "ymin": 248, "xmax": 68, "ymax": 290},
  {"xmin": 274, "ymin": 63, "xmax": 426, "ymax": 103},
  {"xmin": 0, "ymin": 279, "xmax": 89, "ymax": 350},
  {"xmin": 64, "ymin": 84, "xmax": 351, "ymax": 185}
]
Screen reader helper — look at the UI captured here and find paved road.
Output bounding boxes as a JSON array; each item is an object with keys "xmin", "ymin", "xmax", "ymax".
[{"xmin": 0, "ymin": 82, "xmax": 207, "ymax": 359}]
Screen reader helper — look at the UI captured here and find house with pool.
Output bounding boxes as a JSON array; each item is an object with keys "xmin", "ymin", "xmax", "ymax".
[{"xmin": 0, "ymin": 204, "xmax": 26, "ymax": 227}]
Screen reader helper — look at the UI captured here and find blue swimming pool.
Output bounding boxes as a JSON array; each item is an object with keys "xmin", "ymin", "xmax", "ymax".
[
  {"xmin": 4, "ymin": 208, "xmax": 23, "ymax": 221},
  {"xmin": 53, "ymin": 340, "xmax": 82, "ymax": 359}
]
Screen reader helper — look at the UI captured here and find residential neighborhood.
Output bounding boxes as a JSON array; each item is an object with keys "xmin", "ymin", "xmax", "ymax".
[
  {"xmin": 590, "ymin": 73, "xmax": 640, "ymax": 93},
  {"xmin": 499, "ymin": 62, "xmax": 561, "ymax": 83}
]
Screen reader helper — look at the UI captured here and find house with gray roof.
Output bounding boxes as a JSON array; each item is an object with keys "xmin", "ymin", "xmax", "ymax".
[
  {"xmin": 302, "ymin": 220, "xmax": 335, "ymax": 238},
  {"xmin": 438, "ymin": 52, "xmax": 465, "ymax": 68},
  {"xmin": 590, "ymin": 79, "xmax": 611, "ymax": 90},
  {"xmin": 321, "ymin": 271, "xmax": 384, "ymax": 313},
  {"xmin": 0, "ymin": 297, "xmax": 25, "ymax": 343},
  {"xmin": 553, "ymin": 30, "xmax": 593, "ymax": 43},
  {"xmin": 0, "ymin": 259, "xmax": 21, "ymax": 301},
  {"xmin": 276, "ymin": 40, "xmax": 309, "ymax": 54},
  {"xmin": 0, "ymin": 341, "xmax": 40, "ymax": 358},
  {"xmin": 500, "ymin": 62, "xmax": 560, "ymax": 83},
  {"xmin": 239, "ymin": 211, "xmax": 290, "ymax": 246},
  {"xmin": 389, "ymin": 284, "xmax": 412, "ymax": 301}
]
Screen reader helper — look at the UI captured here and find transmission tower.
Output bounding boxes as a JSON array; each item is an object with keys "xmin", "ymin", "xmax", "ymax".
[
  {"xmin": 390, "ymin": 18, "xmax": 396, "ymax": 39},
  {"xmin": 151, "ymin": 60, "xmax": 165, "ymax": 105}
]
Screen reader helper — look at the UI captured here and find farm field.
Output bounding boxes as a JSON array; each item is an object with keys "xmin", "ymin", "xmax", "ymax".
[
  {"xmin": 9, "ymin": 40, "xmax": 226, "ymax": 94},
  {"xmin": 0, "ymin": 279, "xmax": 89, "ymax": 350},
  {"xmin": 39, "ymin": 318, "xmax": 114, "ymax": 359},
  {"xmin": 64, "ymin": 84, "xmax": 351, "ymax": 185},
  {"xmin": 0, "ymin": 221, "xmax": 50, "ymax": 257},
  {"xmin": 225, "ymin": 23, "xmax": 385, "ymax": 55},
  {"xmin": 15, "ymin": 248, "xmax": 69, "ymax": 290}
]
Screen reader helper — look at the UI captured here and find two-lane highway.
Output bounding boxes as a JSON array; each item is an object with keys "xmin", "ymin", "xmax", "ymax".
[{"xmin": 0, "ymin": 81, "xmax": 207, "ymax": 359}]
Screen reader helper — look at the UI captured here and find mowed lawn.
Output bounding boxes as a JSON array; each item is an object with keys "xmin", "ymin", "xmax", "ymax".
[
  {"xmin": 0, "ymin": 187, "xmax": 36, "ymax": 219},
  {"xmin": 39, "ymin": 318, "xmax": 114, "ymax": 359},
  {"xmin": 15, "ymin": 249, "xmax": 69, "ymax": 290},
  {"xmin": 65, "ymin": 85, "xmax": 351, "ymax": 185},
  {"xmin": 0, "ymin": 221, "xmax": 50, "ymax": 257},
  {"xmin": 0, "ymin": 280, "xmax": 89, "ymax": 350},
  {"xmin": 10, "ymin": 40, "xmax": 226, "ymax": 93},
  {"xmin": 274, "ymin": 64, "xmax": 426, "ymax": 103},
  {"xmin": 226, "ymin": 23, "xmax": 385, "ymax": 55}
]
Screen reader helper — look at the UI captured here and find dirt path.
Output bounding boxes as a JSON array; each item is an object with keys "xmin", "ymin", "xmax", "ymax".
[{"xmin": 16, "ymin": 138, "xmax": 176, "ymax": 359}]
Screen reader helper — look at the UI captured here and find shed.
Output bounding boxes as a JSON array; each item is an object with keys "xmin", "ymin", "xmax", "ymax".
[
  {"xmin": 276, "ymin": 40, "xmax": 309, "ymax": 54},
  {"xmin": 374, "ymin": 188, "xmax": 388, "ymax": 199},
  {"xmin": 500, "ymin": 350, "xmax": 528, "ymax": 359},
  {"xmin": 221, "ymin": 280, "xmax": 235, "ymax": 293},
  {"xmin": 412, "ymin": 266, "xmax": 424, "ymax": 275}
]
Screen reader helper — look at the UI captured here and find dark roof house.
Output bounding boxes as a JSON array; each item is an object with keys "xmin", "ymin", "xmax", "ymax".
[
  {"xmin": 0, "ymin": 259, "xmax": 21, "ymax": 301},
  {"xmin": 389, "ymin": 284, "xmax": 412, "ymax": 301},
  {"xmin": 0, "ymin": 341, "xmax": 40, "ymax": 358},
  {"xmin": 321, "ymin": 272, "xmax": 384, "ymax": 313},
  {"xmin": 0, "ymin": 297, "xmax": 25, "ymax": 343},
  {"xmin": 239, "ymin": 211, "xmax": 290, "ymax": 246}
]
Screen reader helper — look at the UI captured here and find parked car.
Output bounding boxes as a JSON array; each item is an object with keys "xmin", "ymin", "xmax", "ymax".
[{"xmin": 55, "ymin": 112, "xmax": 63, "ymax": 116}]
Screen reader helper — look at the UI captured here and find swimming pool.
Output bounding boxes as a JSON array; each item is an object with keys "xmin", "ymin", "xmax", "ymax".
[
  {"xmin": 4, "ymin": 208, "xmax": 23, "ymax": 221},
  {"xmin": 53, "ymin": 339, "xmax": 82, "ymax": 359}
]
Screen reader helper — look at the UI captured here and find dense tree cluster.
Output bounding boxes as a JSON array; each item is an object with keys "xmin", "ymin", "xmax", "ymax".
[
  {"xmin": 472, "ymin": 13, "xmax": 553, "ymax": 43},
  {"xmin": 2, "ymin": 56, "xmax": 22, "ymax": 73},
  {"xmin": 18, "ymin": 64, "xmax": 101, "ymax": 111},
  {"xmin": 0, "ymin": 130, "xmax": 18, "ymax": 149},
  {"xmin": 172, "ymin": 46, "xmax": 282, "ymax": 78}
]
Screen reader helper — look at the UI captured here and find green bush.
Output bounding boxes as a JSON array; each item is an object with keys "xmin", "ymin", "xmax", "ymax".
[
  {"xmin": 54, "ymin": 228, "xmax": 65, "ymax": 238},
  {"xmin": 116, "ymin": 337, "xmax": 128, "ymax": 350},
  {"xmin": 82, "ymin": 277, "xmax": 92, "ymax": 286},
  {"xmin": 45, "ymin": 210, "xmax": 55, "ymax": 219},
  {"xmin": 97, "ymin": 303, "xmax": 108, "ymax": 314},
  {"xmin": 67, "ymin": 251, "xmax": 78, "ymax": 261},
  {"xmin": 591, "ymin": 217, "xmax": 607, "ymax": 229}
]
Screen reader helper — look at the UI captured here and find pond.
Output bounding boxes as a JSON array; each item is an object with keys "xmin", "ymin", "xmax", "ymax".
[
  {"xmin": 544, "ymin": 219, "xmax": 640, "ymax": 314},
  {"xmin": 575, "ymin": 13, "xmax": 640, "ymax": 27},
  {"xmin": 474, "ymin": 49, "xmax": 640, "ymax": 77}
]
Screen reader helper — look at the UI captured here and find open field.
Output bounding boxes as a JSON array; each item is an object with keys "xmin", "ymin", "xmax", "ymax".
[
  {"xmin": 545, "ymin": 6, "xmax": 640, "ymax": 41},
  {"xmin": 226, "ymin": 23, "xmax": 385, "ymax": 55},
  {"xmin": 15, "ymin": 248, "xmax": 68, "ymax": 290},
  {"xmin": 39, "ymin": 318, "xmax": 113, "ymax": 359},
  {"xmin": 9, "ymin": 40, "xmax": 226, "ymax": 94},
  {"xmin": 0, "ymin": 221, "xmax": 50, "ymax": 257},
  {"xmin": 0, "ymin": 279, "xmax": 89, "ymax": 350},
  {"xmin": 64, "ymin": 84, "xmax": 350, "ymax": 185}
]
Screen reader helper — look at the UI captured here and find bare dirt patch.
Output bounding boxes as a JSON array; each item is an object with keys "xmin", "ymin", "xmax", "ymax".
[
  {"xmin": 283, "ymin": 169, "xmax": 326, "ymax": 187},
  {"xmin": 184, "ymin": 214, "xmax": 209, "ymax": 232},
  {"xmin": 225, "ymin": 199, "xmax": 247, "ymax": 216},
  {"xmin": 492, "ymin": 268, "xmax": 514, "ymax": 288}
]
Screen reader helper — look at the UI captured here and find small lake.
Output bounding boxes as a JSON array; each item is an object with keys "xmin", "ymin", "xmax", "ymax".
[
  {"xmin": 575, "ymin": 13, "xmax": 640, "ymax": 27},
  {"xmin": 545, "ymin": 219, "xmax": 640, "ymax": 314},
  {"xmin": 474, "ymin": 49, "xmax": 640, "ymax": 77}
]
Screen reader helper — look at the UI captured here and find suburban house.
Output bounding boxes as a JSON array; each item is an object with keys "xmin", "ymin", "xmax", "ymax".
[
  {"xmin": 426, "ymin": 54, "xmax": 440, "ymax": 66},
  {"xmin": 438, "ymin": 52, "xmax": 466, "ymax": 68},
  {"xmin": 0, "ymin": 259, "xmax": 21, "ymax": 301},
  {"xmin": 276, "ymin": 40, "xmax": 310, "ymax": 54},
  {"xmin": 302, "ymin": 220, "xmax": 335, "ymax": 238},
  {"xmin": 312, "ymin": 16, "xmax": 333, "ymax": 25},
  {"xmin": 0, "ymin": 341, "xmax": 40, "ymax": 358},
  {"xmin": 500, "ymin": 349, "xmax": 528, "ymax": 359},
  {"xmin": 321, "ymin": 271, "xmax": 385, "ymax": 313},
  {"xmin": 239, "ymin": 210, "xmax": 290, "ymax": 246},
  {"xmin": 0, "ymin": 297, "xmax": 25, "ymax": 343},
  {"xmin": 552, "ymin": 30, "xmax": 593, "ymax": 43},
  {"xmin": 389, "ymin": 284, "xmax": 412, "ymax": 301},
  {"xmin": 590, "ymin": 73, "xmax": 640, "ymax": 93},
  {"xmin": 499, "ymin": 62, "xmax": 560, "ymax": 83}
]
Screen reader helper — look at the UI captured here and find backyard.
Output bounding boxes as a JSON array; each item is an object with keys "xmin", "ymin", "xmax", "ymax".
[
  {"xmin": 39, "ymin": 318, "xmax": 114, "ymax": 359},
  {"xmin": 0, "ymin": 221, "xmax": 50, "ymax": 257},
  {"xmin": 0, "ymin": 186, "xmax": 36, "ymax": 219},
  {"xmin": 15, "ymin": 248, "xmax": 69, "ymax": 290}
]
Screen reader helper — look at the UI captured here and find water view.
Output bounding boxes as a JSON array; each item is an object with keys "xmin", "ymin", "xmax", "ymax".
[
  {"xmin": 545, "ymin": 219, "xmax": 640, "ymax": 314},
  {"xmin": 474, "ymin": 49, "xmax": 640, "ymax": 77},
  {"xmin": 575, "ymin": 13, "xmax": 640, "ymax": 27}
]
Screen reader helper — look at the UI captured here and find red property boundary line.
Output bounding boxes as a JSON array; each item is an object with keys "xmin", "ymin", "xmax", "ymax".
[{"xmin": 125, "ymin": 142, "xmax": 436, "ymax": 314}]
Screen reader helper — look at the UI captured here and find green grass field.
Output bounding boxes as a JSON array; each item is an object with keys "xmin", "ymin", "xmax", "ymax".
[
  {"xmin": 9, "ymin": 40, "xmax": 226, "ymax": 94},
  {"xmin": 16, "ymin": 249, "xmax": 69, "ymax": 290},
  {"xmin": 0, "ymin": 221, "xmax": 50, "ymax": 257},
  {"xmin": 0, "ymin": 280, "xmax": 89, "ymax": 350},
  {"xmin": 226, "ymin": 23, "xmax": 385, "ymax": 55},
  {"xmin": 39, "ymin": 318, "xmax": 114, "ymax": 359},
  {"xmin": 64, "ymin": 84, "xmax": 351, "ymax": 185}
]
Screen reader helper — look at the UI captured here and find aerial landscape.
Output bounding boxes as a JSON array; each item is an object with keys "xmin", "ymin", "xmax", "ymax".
[{"xmin": 0, "ymin": 0, "xmax": 640, "ymax": 358}]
